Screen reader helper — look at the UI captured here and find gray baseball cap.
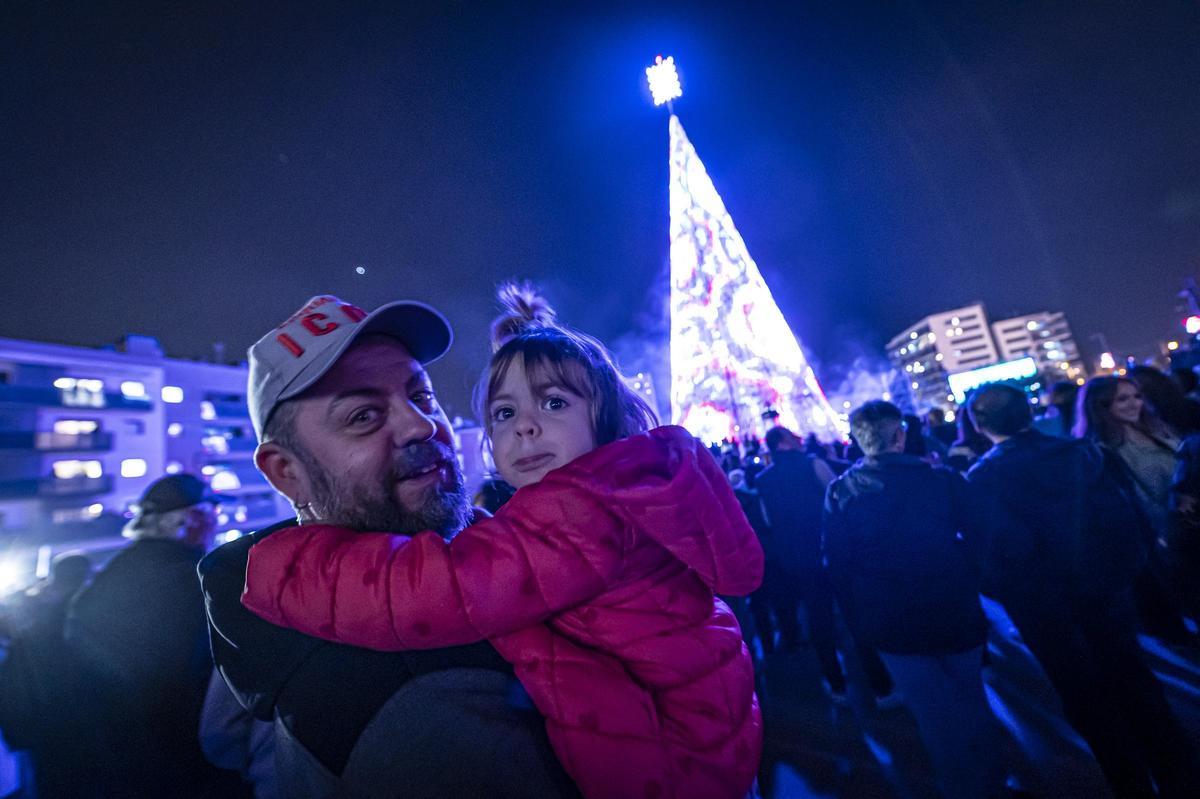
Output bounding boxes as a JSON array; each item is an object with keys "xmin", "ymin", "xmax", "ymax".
[{"xmin": 247, "ymin": 295, "xmax": 452, "ymax": 441}]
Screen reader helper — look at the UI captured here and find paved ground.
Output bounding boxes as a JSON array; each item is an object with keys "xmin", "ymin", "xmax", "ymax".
[{"xmin": 756, "ymin": 599, "xmax": 1200, "ymax": 798}]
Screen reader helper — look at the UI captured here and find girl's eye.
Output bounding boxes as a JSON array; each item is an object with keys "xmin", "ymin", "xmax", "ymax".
[
  {"xmin": 544, "ymin": 396, "xmax": 568, "ymax": 411},
  {"xmin": 491, "ymin": 406, "xmax": 515, "ymax": 422}
]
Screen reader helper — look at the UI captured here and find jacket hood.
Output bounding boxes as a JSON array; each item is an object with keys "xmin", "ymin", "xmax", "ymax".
[{"xmin": 549, "ymin": 425, "xmax": 764, "ymax": 596}]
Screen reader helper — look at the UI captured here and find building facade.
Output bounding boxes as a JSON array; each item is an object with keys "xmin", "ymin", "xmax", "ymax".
[
  {"xmin": 887, "ymin": 304, "xmax": 1086, "ymax": 412},
  {"xmin": 991, "ymin": 312, "xmax": 1087, "ymax": 387},
  {"xmin": 0, "ymin": 335, "xmax": 292, "ymax": 590},
  {"xmin": 886, "ymin": 303, "xmax": 999, "ymax": 411}
]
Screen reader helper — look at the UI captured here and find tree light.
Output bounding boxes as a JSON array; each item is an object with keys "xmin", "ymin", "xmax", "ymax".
[
  {"xmin": 1099, "ymin": 352, "xmax": 1117, "ymax": 370},
  {"xmin": 1186, "ymin": 316, "xmax": 1200, "ymax": 335},
  {"xmin": 646, "ymin": 55, "xmax": 682, "ymax": 107}
]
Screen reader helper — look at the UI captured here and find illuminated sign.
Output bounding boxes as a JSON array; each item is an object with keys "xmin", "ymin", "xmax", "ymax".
[{"xmin": 947, "ymin": 357, "xmax": 1039, "ymax": 404}]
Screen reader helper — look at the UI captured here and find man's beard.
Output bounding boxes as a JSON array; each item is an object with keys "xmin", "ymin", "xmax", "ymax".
[{"xmin": 301, "ymin": 440, "xmax": 472, "ymax": 539}]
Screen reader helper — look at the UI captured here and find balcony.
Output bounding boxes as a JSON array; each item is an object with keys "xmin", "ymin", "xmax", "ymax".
[
  {"xmin": 0, "ymin": 384, "xmax": 152, "ymax": 411},
  {"xmin": 39, "ymin": 475, "xmax": 114, "ymax": 498},
  {"xmin": 0, "ymin": 431, "xmax": 115, "ymax": 452}
]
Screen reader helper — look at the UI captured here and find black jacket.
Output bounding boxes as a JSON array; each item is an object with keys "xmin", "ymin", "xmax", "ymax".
[
  {"xmin": 823, "ymin": 453, "xmax": 988, "ymax": 655},
  {"xmin": 755, "ymin": 450, "xmax": 829, "ymax": 576},
  {"xmin": 200, "ymin": 520, "xmax": 578, "ymax": 798},
  {"xmin": 966, "ymin": 429, "xmax": 1148, "ymax": 600},
  {"xmin": 66, "ymin": 537, "xmax": 222, "ymax": 797}
]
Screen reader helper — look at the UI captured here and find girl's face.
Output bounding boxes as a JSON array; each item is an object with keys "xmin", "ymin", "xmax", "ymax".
[
  {"xmin": 488, "ymin": 357, "xmax": 598, "ymax": 489},
  {"xmin": 1110, "ymin": 381, "xmax": 1144, "ymax": 425}
]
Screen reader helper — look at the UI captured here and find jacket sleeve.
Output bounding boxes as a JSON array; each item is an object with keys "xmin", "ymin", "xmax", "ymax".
[{"xmin": 241, "ymin": 479, "xmax": 627, "ymax": 651}]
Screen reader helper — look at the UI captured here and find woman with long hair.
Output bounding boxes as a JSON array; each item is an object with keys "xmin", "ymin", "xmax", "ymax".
[{"xmin": 1075, "ymin": 376, "xmax": 1193, "ymax": 640}]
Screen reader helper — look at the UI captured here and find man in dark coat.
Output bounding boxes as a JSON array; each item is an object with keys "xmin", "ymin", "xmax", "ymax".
[
  {"xmin": 967, "ymin": 383, "xmax": 1198, "ymax": 798},
  {"xmin": 201, "ymin": 296, "xmax": 576, "ymax": 798},
  {"xmin": 756, "ymin": 426, "xmax": 893, "ymax": 700},
  {"xmin": 66, "ymin": 473, "xmax": 235, "ymax": 797},
  {"xmin": 825, "ymin": 401, "xmax": 1003, "ymax": 799}
]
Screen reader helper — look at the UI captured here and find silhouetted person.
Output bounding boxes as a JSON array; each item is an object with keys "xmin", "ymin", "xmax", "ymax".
[
  {"xmin": 66, "ymin": 473, "xmax": 230, "ymax": 797},
  {"xmin": 825, "ymin": 401, "xmax": 1004, "ymax": 798},
  {"xmin": 757, "ymin": 426, "xmax": 893, "ymax": 700},
  {"xmin": 968, "ymin": 384, "xmax": 1198, "ymax": 798}
]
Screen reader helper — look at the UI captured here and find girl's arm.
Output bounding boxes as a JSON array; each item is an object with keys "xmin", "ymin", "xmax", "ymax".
[{"xmin": 242, "ymin": 480, "xmax": 625, "ymax": 650}]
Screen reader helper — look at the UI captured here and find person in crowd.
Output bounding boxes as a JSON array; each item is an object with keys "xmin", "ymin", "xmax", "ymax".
[
  {"xmin": 903, "ymin": 413, "xmax": 947, "ymax": 462},
  {"xmin": 968, "ymin": 384, "xmax": 1198, "ymax": 798},
  {"xmin": 240, "ymin": 285, "xmax": 764, "ymax": 799},
  {"xmin": 0, "ymin": 553, "xmax": 93, "ymax": 798},
  {"xmin": 1032, "ymin": 381, "xmax": 1079, "ymax": 439},
  {"xmin": 65, "ymin": 473, "xmax": 235, "ymax": 797},
  {"xmin": 1171, "ymin": 434, "xmax": 1200, "ymax": 620},
  {"xmin": 724, "ymin": 463, "xmax": 772, "ymax": 657},
  {"xmin": 925, "ymin": 407, "xmax": 958, "ymax": 449},
  {"xmin": 1129, "ymin": 365, "xmax": 1200, "ymax": 437},
  {"xmin": 200, "ymin": 668, "xmax": 277, "ymax": 799},
  {"xmin": 946, "ymin": 393, "xmax": 992, "ymax": 472},
  {"xmin": 1169, "ymin": 366, "xmax": 1200, "ymax": 402},
  {"xmin": 200, "ymin": 294, "xmax": 580, "ymax": 799},
  {"xmin": 824, "ymin": 401, "xmax": 1004, "ymax": 799},
  {"xmin": 1075, "ymin": 375, "xmax": 1194, "ymax": 641},
  {"xmin": 756, "ymin": 426, "xmax": 894, "ymax": 703}
]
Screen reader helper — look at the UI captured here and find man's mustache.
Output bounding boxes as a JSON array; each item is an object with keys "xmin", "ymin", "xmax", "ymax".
[{"xmin": 390, "ymin": 440, "xmax": 458, "ymax": 482}]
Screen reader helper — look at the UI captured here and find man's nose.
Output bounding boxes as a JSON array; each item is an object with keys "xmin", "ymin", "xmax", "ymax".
[{"xmin": 388, "ymin": 403, "xmax": 438, "ymax": 448}]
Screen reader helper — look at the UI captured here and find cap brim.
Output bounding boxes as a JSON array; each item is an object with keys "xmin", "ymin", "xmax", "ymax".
[{"xmin": 277, "ymin": 300, "xmax": 454, "ymax": 403}]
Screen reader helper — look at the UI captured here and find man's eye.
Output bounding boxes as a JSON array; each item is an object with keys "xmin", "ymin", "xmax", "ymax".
[
  {"xmin": 411, "ymin": 389, "xmax": 436, "ymax": 404},
  {"xmin": 491, "ymin": 406, "xmax": 514, "ymax": 422},
  {"xmin": 348, "ymin": 408, "xmax": 381, "ymax": 426},
  {"xmin": 544, "ymin": 396, "xmax": 568, "ymax": 411}
]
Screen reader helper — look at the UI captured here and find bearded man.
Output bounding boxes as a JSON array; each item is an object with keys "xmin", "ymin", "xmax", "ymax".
[{"xmin": 199, "ymin": 295, "xmax": 577, "ymax": 798}]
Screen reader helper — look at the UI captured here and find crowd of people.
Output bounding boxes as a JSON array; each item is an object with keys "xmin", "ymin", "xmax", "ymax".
[{"xmin": 0, "ymin": 285, "xmax": 1198, "ymax": 799}]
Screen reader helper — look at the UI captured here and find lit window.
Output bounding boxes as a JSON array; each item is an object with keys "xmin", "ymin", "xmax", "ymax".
[
  {"xmin": 950, "ymin": 317, "xmax": 960, "ymax": 325},
  {"xmin": 909, "ymin": 331, "xmax": 918, "ymax": 340},
  {"xmin": 53, "ymin": 420, "xmax": 98, "ymax": 435},
  {"xmin": 945, "ymin": 410, "xmax": 956, "ymax": 422},
  {"xmin": 120, "ymin": 381, "xmax": 147, "ymax": 398},
  {"xmin": 165, "ymin": 461, "xmax": 183, "ymax": 475},
  {"xmin": 120, "ymin": 458, "xmax": 148, "ymax": 478},
  {"xmin": 167, "ymin": 423, "xmax": 183, "ymax": 437},
  {"xmin": 161, "ymin": 386, "xmax": 184, "ymax": 403},
  {"xmin": 211, "ymin": 471, "xmax": 241, "ymax": 491},
  {"xmin": 53, "ymin": 377, "xmax": 75, "ymax": 390},
  {"xmin": 1026, "ymin": 321, "xmax": 1039, "ymax": 331},
  {"xmin": 87, "ymin": 503, "xmax": 104, "ymax": 517},
  {"xmin": 912, "ymin": 382, "xmax": 919, "ymax": 390},
  {"xmin": 201, "ymin": 435, "xmax": 229, "ymax": 455},
  {"xmin": 200, "ymin": 401, "xmax": 216, "ymax": 420},
  {"xmin": 52, "ymin": 460, "xmax": 103, "ymax": 480},
  {"xmin": 935, "ymin": 353, "xmax": 944, "ymax": 362}
]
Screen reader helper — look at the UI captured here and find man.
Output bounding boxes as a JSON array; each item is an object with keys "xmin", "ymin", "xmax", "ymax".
[
  {"xmin": 967, "ymin": 383, "xmax": 1198, "ymax": 798},
  {"xmin": 66, "ymin": 473, "xmax": 232, "ymax": 797},
  {"xmin": 824, "ymin": 402, "xmax": 1003, "ymax": 799},
  {"xmin": 199, "ymin": 295, "xmax": 576, "ymax": 798},
  {"xmin": 755, "ymin": 426, "xmax": 893, "ymax": 701}
]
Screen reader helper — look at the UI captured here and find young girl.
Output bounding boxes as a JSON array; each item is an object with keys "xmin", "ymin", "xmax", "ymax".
[{"xmin": 241, "ymin": 285, "xmax": 764, "ymax": 799}]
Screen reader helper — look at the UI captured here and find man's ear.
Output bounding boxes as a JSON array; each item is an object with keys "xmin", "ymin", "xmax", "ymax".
[{"xmin": 255, "ymin": 442, "xmax": 312, "ymax": 507}]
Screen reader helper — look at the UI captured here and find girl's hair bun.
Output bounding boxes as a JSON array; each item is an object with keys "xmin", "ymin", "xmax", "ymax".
[{"xmin": 490, "ymin": 281, "xmax": 557, "ymax": 351}]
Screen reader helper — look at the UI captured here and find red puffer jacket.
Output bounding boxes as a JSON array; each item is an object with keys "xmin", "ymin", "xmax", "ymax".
[{"xmin": 243, "ymin": 426, "xmax": 764, "ymax": 799}]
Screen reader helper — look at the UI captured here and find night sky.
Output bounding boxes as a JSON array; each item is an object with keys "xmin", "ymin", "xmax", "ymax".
[{"xmin": 3, "ymin": 1, "xmax": 1198, "ymax": 418}]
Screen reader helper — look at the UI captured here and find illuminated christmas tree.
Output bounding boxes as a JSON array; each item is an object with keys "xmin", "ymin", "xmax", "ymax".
[{"xmin": 647, "ymin": 56, "xmax": 845, "ymax": 443}]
